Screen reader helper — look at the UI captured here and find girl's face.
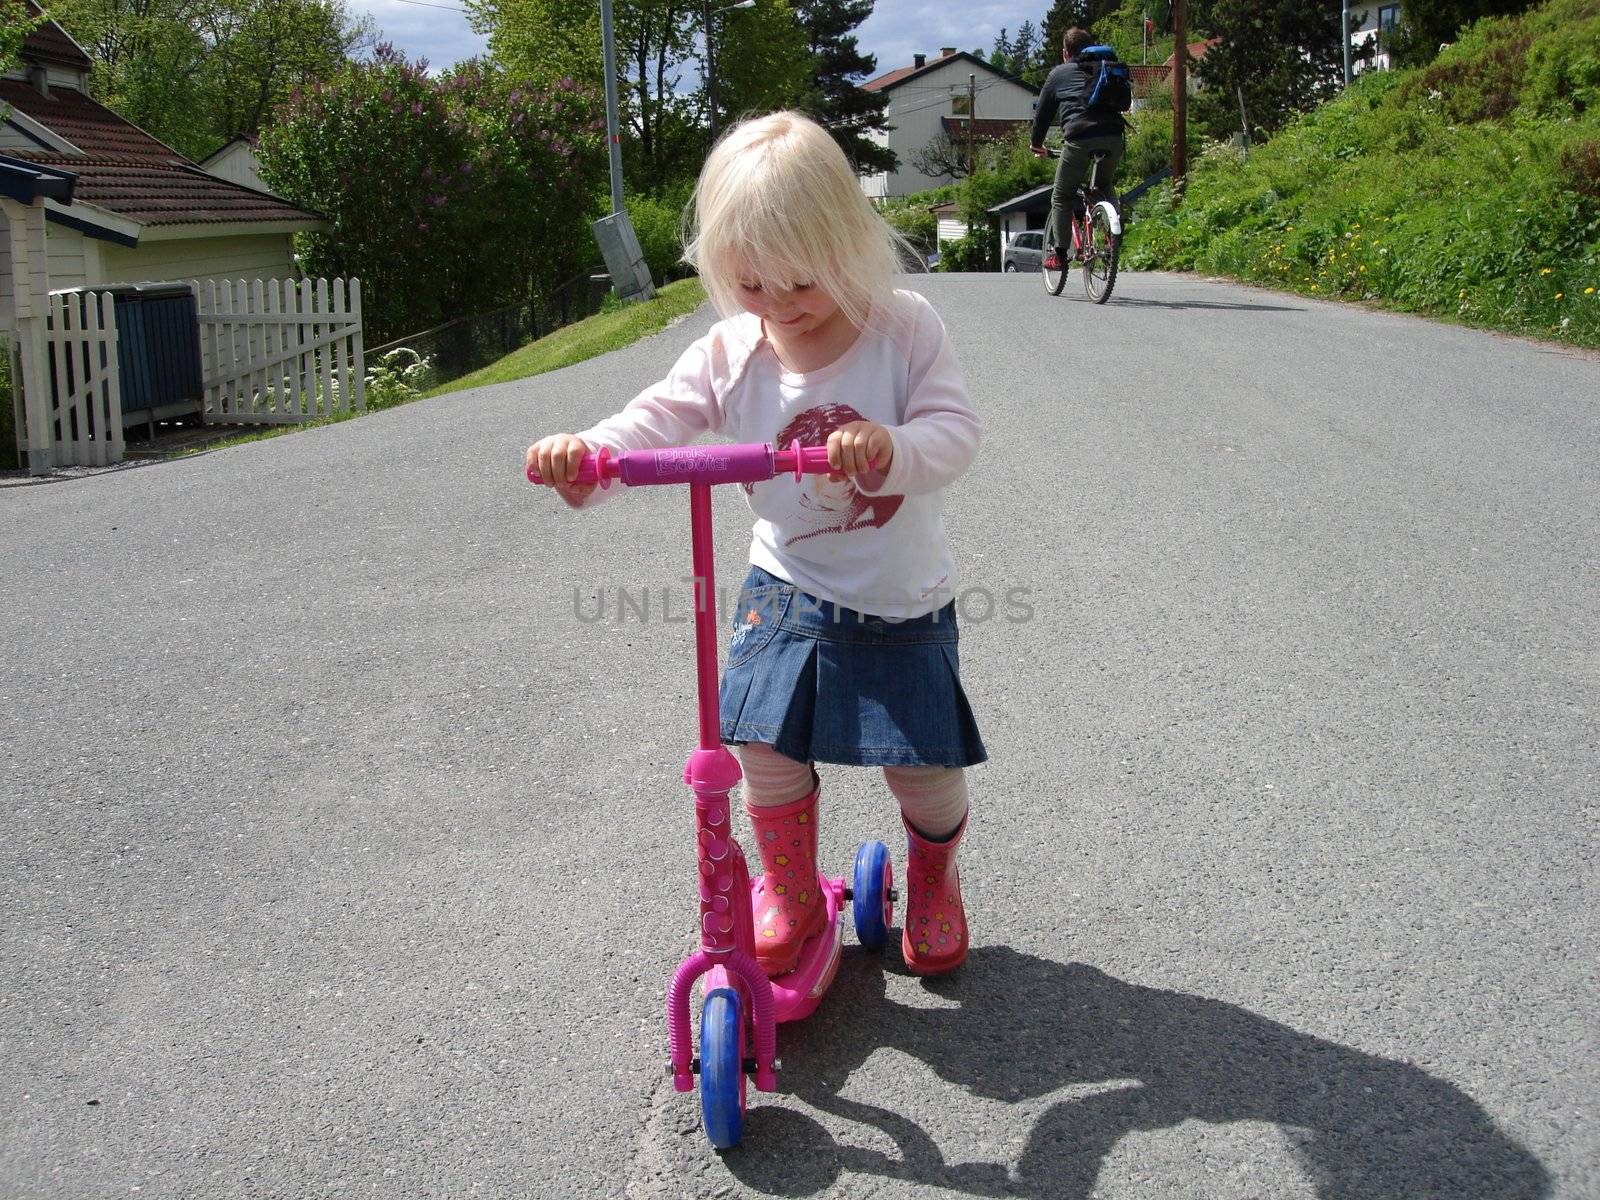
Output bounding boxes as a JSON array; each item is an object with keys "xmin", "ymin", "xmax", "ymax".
[{"xmin": 734, "ymin": 276, "xmax": 845, "ymax": 340}]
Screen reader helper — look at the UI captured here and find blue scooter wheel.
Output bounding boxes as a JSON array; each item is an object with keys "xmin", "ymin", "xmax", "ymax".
[
  {"xmin": 700, "ymin": 988, "xmax": 745, "ymax": 1149},
  {"xmin": 852, "ymin": 841, "xmax": 893, "ymax": 949}
]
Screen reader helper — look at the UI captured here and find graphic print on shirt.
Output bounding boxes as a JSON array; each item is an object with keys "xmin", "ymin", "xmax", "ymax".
[{"xmin": 746, "ymin": 403, "xmax": 905, "ymax": 546}]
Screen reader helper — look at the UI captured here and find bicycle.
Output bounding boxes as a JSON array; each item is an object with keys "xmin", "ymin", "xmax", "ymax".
[
  {"xmin": 1040, "ymin": 149, "xmax": 1122, "ymax": 304},
  {"xmin": 526, "ymin": 441, "xmax": 897, "ymax": 1150}
]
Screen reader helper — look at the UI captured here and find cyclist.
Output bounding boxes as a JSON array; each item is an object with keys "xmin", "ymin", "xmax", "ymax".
[{"xmin": 1030, "ymin": 27, "xmax": 1128, "ymax": 271}]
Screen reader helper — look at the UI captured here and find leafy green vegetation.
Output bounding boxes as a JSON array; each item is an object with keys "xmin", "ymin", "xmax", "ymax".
[
  {"xmin": 259, "ymin": 52, "xmax": 607, "ymax": 345},
  {"xmin": 428, "ymin": 279, "xmax": 706, "ymax": 397},
  {"xmin": 1125, "ymin": 0, "xmax": 1600, "ymax": 348}
]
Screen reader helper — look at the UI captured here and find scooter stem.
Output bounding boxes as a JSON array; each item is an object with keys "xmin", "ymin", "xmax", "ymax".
[{"xmin": 689, "ymin": 482, "xmax": 722, "ymax": 752}]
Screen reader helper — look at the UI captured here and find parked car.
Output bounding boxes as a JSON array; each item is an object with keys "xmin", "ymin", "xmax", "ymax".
[{"xmin": 1003, "ymin": 231, "xmax": 1045, "ymax": 273}]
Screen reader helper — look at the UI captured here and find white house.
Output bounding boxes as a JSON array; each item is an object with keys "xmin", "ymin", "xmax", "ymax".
[
  {"xmin": 1352, "ymin": 3, "xmax": 1403, "ymax": 72},
  {"xmin": 860, "ymin": 48, "xmax": 1038, "ymax": 200},
  {"xmin": 0, "ymin": 3, "xmax": 324, "ymax": 302}
]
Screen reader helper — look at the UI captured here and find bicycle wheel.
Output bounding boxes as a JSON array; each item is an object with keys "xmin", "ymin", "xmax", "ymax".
[
  {"xmin": 1082, "ymin": 202, "xmax": 1120, "ymax": 304},
  {"xmin": 1041, "ymin": 216, "xmax": 1068, "ymax": 297}
]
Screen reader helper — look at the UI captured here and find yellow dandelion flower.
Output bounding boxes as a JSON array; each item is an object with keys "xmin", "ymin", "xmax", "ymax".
[
  {"xmin": 1587, "ymin": 287, "xmax": 1597, "ymax": 295},
  {"xmin": 1541, "ymin": 268, "xmax": 1553, "ymax": 276},
  {"xmin": 1556, "ymin": 292, "xmax": 1564, "ymax": 300}
]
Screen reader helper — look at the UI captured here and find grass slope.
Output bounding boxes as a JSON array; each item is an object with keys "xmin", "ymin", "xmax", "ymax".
[
  {"xmin": 428, "ymin": 278, "xmax": 706, "ymax": 397},
  {"xmin": 1125, "ymin": 0, "xmax": 1600, "ymax": 348}
]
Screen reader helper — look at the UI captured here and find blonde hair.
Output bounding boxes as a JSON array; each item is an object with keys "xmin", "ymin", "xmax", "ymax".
[{"xmin": 683, "ymin": 111, "xmax": 917, "ymax": 331}]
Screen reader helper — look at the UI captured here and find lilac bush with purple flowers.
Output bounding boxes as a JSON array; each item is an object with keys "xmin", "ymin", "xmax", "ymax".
[{"xmin": 259, "ymin": 45, "xmax": 606, "ymax": 342}]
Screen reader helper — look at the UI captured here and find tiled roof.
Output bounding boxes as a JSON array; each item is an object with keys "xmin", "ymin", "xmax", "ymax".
[
  {"xmin": 1164, "ymin": 38, "xmax": 1220, "ymax": 67},
  {"xmin": 0, "ymin": 79, "xmax": 182, "ymax": 160},
  {"xmin": 863, "ymin": 64, "xmax": 919, "ymax": 93},
  {"xmin": 4, "ymin": 11, "xmax": 320, "ymax": 229},
  {"xmin": 864, "ymin": 51, "xmax": 1035, "ymax": 95},
  {"xmin": 17, "ymin": 153, "xmax": 322, "ymax": 226},
  {"xmin": 20, "ymin": 2, "xmax": 93, "ymax": 70},
  {"xmin": 1129, "ymin": 64, "xmax": 1171, "ymax": 97}
]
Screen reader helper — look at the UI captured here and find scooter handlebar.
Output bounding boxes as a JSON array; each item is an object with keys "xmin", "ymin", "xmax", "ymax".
[{"xmin": 526, "ymin": 441, "xmax": 835, "ymax": 490}]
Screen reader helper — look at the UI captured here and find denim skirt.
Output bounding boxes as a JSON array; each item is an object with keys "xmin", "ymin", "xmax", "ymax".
[{"xmin": 719, "ymin": 565, "xmax": 988, "ymax": 768}]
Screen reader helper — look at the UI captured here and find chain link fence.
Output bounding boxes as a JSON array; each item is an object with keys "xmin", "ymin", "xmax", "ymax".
[{"xmin": 366, "ymin": 268, "xmax": 612, "ymax": 391}]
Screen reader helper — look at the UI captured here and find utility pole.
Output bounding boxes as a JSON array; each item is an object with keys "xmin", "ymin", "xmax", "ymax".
[
  {"xmin": 703, "ymin": 1, "xmax": 753, "ymax": 147},
  {"xmin": 967, "ymin": 74, "xmax": 976, "ymax": 177},
  {"xmin": 1342, "ymin": 0, "xmax": 1353, "ymax": 86},
  {"xmin": 600, "ymin": 0, "xmax": 624, "ymax": 216},
  {"xmin": 1171, "ymin": 0, "xmax": 1187, "ymax": 196},
  {"xmin": 704, "ymin": 1, "xmax": 719, "ymax": 143}
]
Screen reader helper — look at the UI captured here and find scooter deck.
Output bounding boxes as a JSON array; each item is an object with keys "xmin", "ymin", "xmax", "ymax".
[{"xmin": 704, "ymin": 875, "xmax": 847, "ymax": 1024}]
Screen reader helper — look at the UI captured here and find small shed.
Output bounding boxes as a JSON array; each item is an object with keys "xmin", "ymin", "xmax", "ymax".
[
  {"xmin": 930, "ymin": 200, "xmax": 966, "ymax": 248},
  {"xmin": 987, "ymin": 184, "xmax": 1052, "ymax": 248}
]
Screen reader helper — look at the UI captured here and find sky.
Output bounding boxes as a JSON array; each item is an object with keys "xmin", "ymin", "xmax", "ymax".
[{"xmin": 344, "ymin": 0, "xmax": 1041, "ymax": 81}]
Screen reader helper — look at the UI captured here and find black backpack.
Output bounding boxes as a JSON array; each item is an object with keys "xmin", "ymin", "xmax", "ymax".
[{"xmin": 1079, "ymin": 45, "xmax": 1133, "ymax": 113}]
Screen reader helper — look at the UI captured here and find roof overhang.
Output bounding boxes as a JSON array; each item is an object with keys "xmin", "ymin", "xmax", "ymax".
[
  {"xmin": 0, "ymin": 153, "xmax": 76, "ymax": 205},
  {"xmin": 987, "ymin": 183, "xmax": 1054, "ymax": 216},
  {"xmin": 43, "ymin": 196, "xmax": 140, "ymax": 246},
  {"xmin": 138, "ymin": 217, "xmax": 326, "ymax": 242}
]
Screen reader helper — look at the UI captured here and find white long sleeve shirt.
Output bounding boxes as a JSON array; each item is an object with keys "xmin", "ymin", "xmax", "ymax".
[{"xmin": 574, "ymin": 289, "xmax": 980, "ymax": 619}]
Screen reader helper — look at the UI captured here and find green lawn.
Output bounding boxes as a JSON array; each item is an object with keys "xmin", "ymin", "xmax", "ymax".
[{"xmin": 428, "ymin": 278, "xmax": 707, "ymax": 397}]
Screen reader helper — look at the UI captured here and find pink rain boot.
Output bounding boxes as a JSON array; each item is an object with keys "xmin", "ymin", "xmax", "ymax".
[
  {"xmin": 901, "ymin": 814, "xmax": 969, "ymax": 976},
  {"xmin": 746, "ymin": 787, "xmax": 826, "ymax": 977}
]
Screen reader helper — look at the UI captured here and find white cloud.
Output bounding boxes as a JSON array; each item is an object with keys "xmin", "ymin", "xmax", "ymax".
[
  {"xmin": 856, "ymin": 1, "xmax": 1028, "ymax": 77},
  {"xmin": 342, "ymin": 0, "xmax": 1034, "ymax": 80}
]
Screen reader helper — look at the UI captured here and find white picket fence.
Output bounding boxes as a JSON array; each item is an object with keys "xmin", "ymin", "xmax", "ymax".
[
  {"xmin": 13, "ymin": 290, "xmax": 126, "ymax": 467},
  {"xmin": 193, "ymin": 277, "xmax": 366, "ymax": 423}
]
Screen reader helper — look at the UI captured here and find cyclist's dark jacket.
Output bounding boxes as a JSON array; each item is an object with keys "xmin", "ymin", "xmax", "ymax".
[{"xmin": 1031, "ymin": 58, "xmax": 1127, "ymax": 144}]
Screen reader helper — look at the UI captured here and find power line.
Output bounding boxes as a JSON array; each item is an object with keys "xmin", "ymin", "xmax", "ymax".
[{"xmin": 379, "ymin": 0, "xmax": 470, "ymax": 12}]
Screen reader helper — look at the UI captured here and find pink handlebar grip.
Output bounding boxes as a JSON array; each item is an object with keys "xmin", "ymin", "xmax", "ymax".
[
  {"xmin": 526, "ymin": 441, "xmax": 836, "ymax": 489},
  {"xmin": 525, "ymin": 444, "xmax": 618, "ymax": 489}
]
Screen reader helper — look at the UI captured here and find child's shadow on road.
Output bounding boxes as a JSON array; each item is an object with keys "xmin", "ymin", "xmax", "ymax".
[{"xmin": 725, "ymin": 946, "xmax": 1550, "ymax": 1199}]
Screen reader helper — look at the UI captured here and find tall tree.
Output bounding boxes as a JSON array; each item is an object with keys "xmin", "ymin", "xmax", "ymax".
[
  {"xmin": 1, "ymin": 1, "xmax": 40, "ymax": 70},
  {"xmin": 47, "ymin": 0, "xmax": 372, "ymax": 158},
  {"xmin": 472, "ymin": 0, "xmax": 702, "ymax": 191},
  {"xmin": 989, "ymin": 20, "xmax": 1040, "ymax": 79},
  {"xmin": 1189, "ymin": 0, "xmax": 1347, "ymax": 137},
  {"xmin": 710, "ymin": 0, "xmax": 812, "ymax": 134},
  {"xmin": 791, "ymin": 0, "xmax": 894, "ymax": 174}
]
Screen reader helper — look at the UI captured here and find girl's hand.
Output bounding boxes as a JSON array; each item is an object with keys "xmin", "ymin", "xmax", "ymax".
[
  {"xmin": 527, "ymin": 434, "xmax": 597, "ymax": 499},
  {"xmin": 826, "ymin": 421, "xmax": 894, "ymax": 480}
]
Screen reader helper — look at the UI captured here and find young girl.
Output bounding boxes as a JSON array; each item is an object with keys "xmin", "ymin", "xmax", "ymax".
[{"xmin": 527, "ymin": 111, "xmax": 985, "ymax": 978}]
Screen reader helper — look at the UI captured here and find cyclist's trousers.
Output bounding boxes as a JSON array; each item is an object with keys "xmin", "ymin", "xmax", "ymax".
[{"xmin": 1049, "ymin": 134, "xmax": 1125, "ymax": 251}]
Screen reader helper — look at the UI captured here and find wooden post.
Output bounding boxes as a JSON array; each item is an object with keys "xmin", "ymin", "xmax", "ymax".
[
  {"xmin": 3, "ymin": 197, "xmax": 54, "ymax": 474},
  {"xmin": 100, "ymin": 291, "xmax": 123, "ymax": 467},
  {"xmin": 348, "ymin": 278, "xmax": 366, "ymax": 412},
  {"xmin": 1171, "ymin": 0, "xmax": 1188, "ymax": 201},
  {"xmin": 329, "ymin": 278, "xmax": 349, "ymax": 415},
  {"xmin": 967, "ymin": 74, "xmax": 976, "ymax": 177}
]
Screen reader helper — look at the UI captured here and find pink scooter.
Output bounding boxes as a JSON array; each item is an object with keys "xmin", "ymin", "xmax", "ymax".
[{"xmin": 527, "ymin": 441, "xmax": 896, "ymax": 1149}]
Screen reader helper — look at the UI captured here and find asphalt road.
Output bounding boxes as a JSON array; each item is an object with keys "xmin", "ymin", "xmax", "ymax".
[{"xmin": 2, "ymin": 271, "xmax": 1596, "ymax": 1200}]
